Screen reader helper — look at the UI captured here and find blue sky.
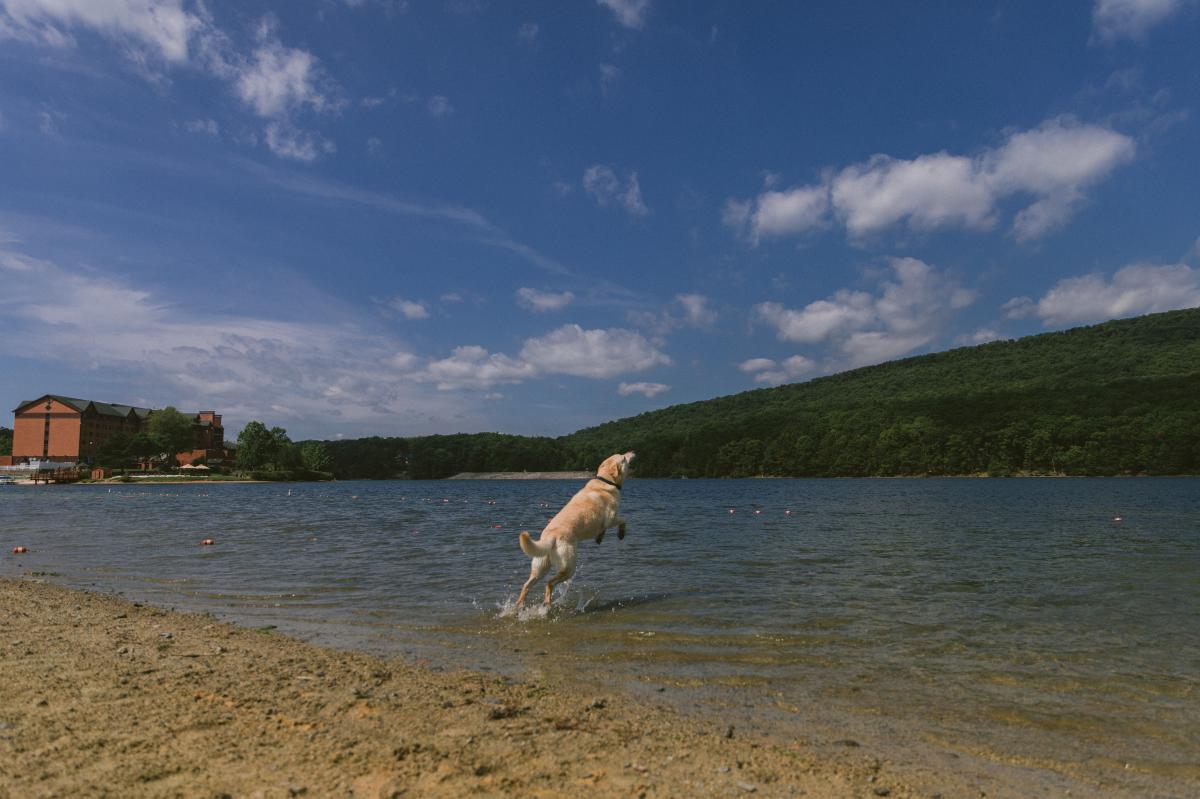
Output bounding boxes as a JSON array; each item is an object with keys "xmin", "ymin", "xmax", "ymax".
[{"xmin": 1, "ymin": 0, "xmax": 1198, "ymax": 440}]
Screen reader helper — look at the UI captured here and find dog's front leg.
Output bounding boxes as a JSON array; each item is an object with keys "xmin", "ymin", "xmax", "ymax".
[
  {"xmin": 596, "ymin": 529, "xmax": 605, "ymax": 545},
  {"xmin": 616, "ymin": 515, "xmax": 627, "ymax": 540}
]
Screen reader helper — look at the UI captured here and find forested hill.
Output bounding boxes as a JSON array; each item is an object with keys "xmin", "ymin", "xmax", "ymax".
[{"xmin": 316, "ymin": 308, "xmax": 1200, "ymax": 478}]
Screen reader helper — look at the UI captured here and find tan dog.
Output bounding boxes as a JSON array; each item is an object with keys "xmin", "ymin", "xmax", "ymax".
[{"xmin": 515, "ymin": 452, "xmax": 635, "ymax": 606}]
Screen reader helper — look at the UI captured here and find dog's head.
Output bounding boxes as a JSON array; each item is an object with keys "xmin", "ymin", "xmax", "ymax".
[{"xmin": 597, "ymin": 451, "xmax": 636, "ymax": 486}]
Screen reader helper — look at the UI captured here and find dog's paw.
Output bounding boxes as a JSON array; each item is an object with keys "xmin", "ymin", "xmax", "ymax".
[
  {"xmin": 618, "ymin": 524, "xmax": 626, "ymax": 540},
  {"xmin": 596, "ymin": 531, "xmax": 605, "ymax": 545}
]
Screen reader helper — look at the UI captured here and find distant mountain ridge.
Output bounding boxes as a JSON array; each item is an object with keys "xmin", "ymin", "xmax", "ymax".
[{"xmin": 316, "ymin": 308, "xmax": 1200, "ymax": 478}]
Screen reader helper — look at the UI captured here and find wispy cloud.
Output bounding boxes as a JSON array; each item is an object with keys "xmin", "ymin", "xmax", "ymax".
[
  {"xmin": 516, "ymin": 287, "xmax": 574, "ymax": 312},
  {"xmin": 390, "ymin": 297, "xmax": 430, "ymax": 319},
  {"xmin": 0, "ymin": 0, "xmax": 201, "ymax": 63},
  {"xmin": 0, "ymin": 242, "xmax": 472, "ymax": 434},
  {"xmin": 597, "ymin": 0, "xmax": 651, "ymax": 30},
  {"xmin": 516, "ymin": 21, "xmax": 538, "ymax": 43},
  {"xmin": 426, "ymin": 94, "xmax": 453, "ymax": 118},
  {"xmin": 1092, "ymin": 0, "xmax": 1195, "ymax": 43},
  {"xmin": 0, "ymin": 2, "xmax": 341, "ymax": 161},
  {"xmin": 583, "ymin": 164, "xmax": 650, "ymax": 217}
]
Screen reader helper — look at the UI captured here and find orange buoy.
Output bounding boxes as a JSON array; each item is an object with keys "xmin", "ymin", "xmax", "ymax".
[
  {"xmin": 12, "ymin": 546, "xmax": 28, "ymax": 554},
  {"xmin": 200, "ymin": 539, "xmax": 215, "ymax": 546}
]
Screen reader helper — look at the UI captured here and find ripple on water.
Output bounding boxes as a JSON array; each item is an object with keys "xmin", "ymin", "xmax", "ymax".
[{"xmin": 3, "ymin": 477, "xmax": 1199, "ymax": 796}]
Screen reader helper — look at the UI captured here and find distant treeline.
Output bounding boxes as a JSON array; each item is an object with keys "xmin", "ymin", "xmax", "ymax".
[
  {"xmin": 0, "ymin": 426, "xmax": 12, "ymax": 457},
  {"xmin": 304, "ymin": 309, "xmax": 1200, "ymax": 479}
]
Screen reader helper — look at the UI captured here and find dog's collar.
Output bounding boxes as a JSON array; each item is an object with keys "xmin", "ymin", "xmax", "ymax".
[{"xmin": 591, "ymin": 475, "xmax": 621, "ymax": 491}]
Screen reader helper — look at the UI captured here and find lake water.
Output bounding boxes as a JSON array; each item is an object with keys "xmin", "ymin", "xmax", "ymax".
[{"xmin": 3, "ymin": 478, "xmax": 1198, "ymax": 796}]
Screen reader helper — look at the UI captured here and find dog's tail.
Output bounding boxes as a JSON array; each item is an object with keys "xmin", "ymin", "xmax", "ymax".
[{"xmin": 518, "ymin": 531, "xmax": 553, "ymax": 558}]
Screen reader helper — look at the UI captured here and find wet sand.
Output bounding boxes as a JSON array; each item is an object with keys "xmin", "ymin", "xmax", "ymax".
[{"xmin": 0, "ymin": 578, "xmax": 924, "ymax": 798}]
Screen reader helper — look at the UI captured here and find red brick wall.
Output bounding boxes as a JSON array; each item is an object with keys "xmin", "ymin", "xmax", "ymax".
[{"xmin": 12, "ymin": 399, "xmax": 82, "ymax": 460}]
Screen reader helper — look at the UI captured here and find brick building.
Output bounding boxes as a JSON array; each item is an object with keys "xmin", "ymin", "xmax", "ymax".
[{"xmin": 10, "ymin": 394, "xmax": 227, "ymax": 466}]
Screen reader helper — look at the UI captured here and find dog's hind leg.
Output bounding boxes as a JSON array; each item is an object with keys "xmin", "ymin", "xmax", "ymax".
[
  {"xmin": 516, "ymin": 556, "xmax": 550, "ymax": 607},
  {"xmin": 544, "ymin": 548, "xmax": 577, "ymax": 605}
]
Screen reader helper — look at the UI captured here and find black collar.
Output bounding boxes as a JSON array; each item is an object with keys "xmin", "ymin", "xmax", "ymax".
[{"xmin": 591, "ymin": 475, "xmax": 621, "ymax": 490}]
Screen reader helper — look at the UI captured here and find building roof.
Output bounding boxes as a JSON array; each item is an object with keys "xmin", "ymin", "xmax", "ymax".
[{"xmin": 15, "ymin": 394, "xmax": 156, "ymax": 419}]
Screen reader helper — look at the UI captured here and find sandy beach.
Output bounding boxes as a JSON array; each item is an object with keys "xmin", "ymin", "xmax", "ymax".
[{"xmin": 0, "ymin": 578, "xmax": 926, "ymax": 798}]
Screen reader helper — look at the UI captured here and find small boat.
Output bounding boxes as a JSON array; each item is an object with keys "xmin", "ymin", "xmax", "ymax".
[{"xmin": 0, "ymin": 476, "xmax": 16, "ymax": 486}]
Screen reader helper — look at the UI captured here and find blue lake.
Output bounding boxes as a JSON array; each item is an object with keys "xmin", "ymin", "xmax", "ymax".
[{"xmin": 3, "ymin": 477, "xmax": 1198, "ymax": 795}]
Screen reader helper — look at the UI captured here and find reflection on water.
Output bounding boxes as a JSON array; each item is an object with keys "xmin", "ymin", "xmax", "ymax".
[{"xmin": 3, "ymin": 477, "xmax": 1198, "ymax": 795}]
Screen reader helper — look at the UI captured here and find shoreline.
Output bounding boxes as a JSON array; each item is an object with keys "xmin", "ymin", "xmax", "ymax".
[
  {"xmin": 448, "ymin": 471, "xmax": 595, "ymax": 480},
  {"xmin": 0, "ymin": 577, "xmax": 917, "ymax": 798}
]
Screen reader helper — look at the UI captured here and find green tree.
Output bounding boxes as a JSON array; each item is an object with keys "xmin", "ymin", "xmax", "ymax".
[
  {"xmin": 94, "ymin": 431, "xmax": 132, "ymax": 468},
  {"xmin": 270, "ymin": 427, "xmax": 301, "ymax": 469},
  {"xmin": 300, "ymin": 441, "xmax": 332, "ymax": 472},
  {"xmin": 0, "ymin": 426, "xmax": 12, "ymax": 456},
  {"xmin": 127, "ymin": 432, "xmax": 165, "ymax": 464},
  {"xmin": 146, "ymin": 407, "xmax": 195, "ymax": 457},
  {"xmin": 236, "ymin": 421, "xmax": 275, "ymax": 471}
]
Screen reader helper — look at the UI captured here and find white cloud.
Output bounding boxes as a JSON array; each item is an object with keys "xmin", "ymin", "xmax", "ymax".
[
  {"xmin": 674, "ymin": 293, "xmax": 717, "ymax": 328},
  {"xmin": 183, "ymin": 117, "xmax": 219, "ymax": 136},
  {"xmin": 727, "ymin": 117, "xmax": 1135, "ymax": 244},
  {"xmin": 420, "ymin": 345, "xmax": 536, "ymax": 390},
  {"xmin": 520, "ymin": 324, "xmax": 670, "ymax": 378},
  {"xmin": 627, "ymin": 293, "xmax": 718, "ymax": 336},
  {"xmin": 754, "ymin": 294, "xmax": 875, "ymax": 344},
  {"xmin": 832, "ymin": 153, "xmax": 995, "ymax": 238},
  {"xmin": 427, "ymin": 95, "xmax": 453, "ymax": 118},
  {"xmin": 618, "ymin": 381, "xmax": 669, "ymax": 398},
  {"xmin": 516, "ymin": 287, "xmax": 574, "ymax": 313},
  {"xmin": 516, "ymin": 21, "xmax": 538, "ymax": 43},
  {"xmin": 957, "ymin": 328, "xmax": 1002, "ymax": 346},
  {"xmin": 597, "ymin": 0, "xmax": 650, "ymax": 29},
  {"xmin": 985, "ymin": 119, "xmax": 1138, "ymax": 241},
  {"xmin": 741, "ymin": 185, "xmax": 830, "ymax": 243},
  {"xmin": 1012, "ymin": 262, "xmax": 1200, "ymax": 326},
  {"xmin": 1, "ymin": 4, "xmax": 341, "ymax": 162},
  {"xmin": 235, "ymin": 23, "xmax": 329, "ymax": 118},
  {"xmin": 754, "ymin": 257, "xmax": 976, "ymax": 368},
  {"xmin": 37, "ymin": 108, "xmax": 62, "ymax": 136},
  {"xmin": 391, "ymin": 297, "xmax": 430, "ymax": 319},
  {"xmin": 414, "ymin": 324, "xmax": 669, "ymax": 390},
  {"xmin": 366, "ymin": 135, "xmax": 382, "ymax": 155},
  {"xmin": 263, "ymin": 122, "xmax": 333, "ymax": 162},
  {"xmin": 738, "ymin": 355, "xmax": 816, "ymax": 385},
  {"xmin": 738, "ymin": 357, "xmax": 777, "ymax": 374},
  {"xmin": 1092, "ymin": 0, "xmax": 1193, "ymax": 42},
  {"xmin": 583, "ymin": 164, "xmax": 650, "ymax": 217},
  {"xmin": 1002, "ymin": 296, "xmax": 1037, "ymax": 319},
  {"xmin": 0, "ymin": 243, "xmax": 475, "ymax": 433},
  {"xmin": 0, "ymin": 0, "xmax": 201, "ymax": 63},
  {"xmin": 599, "ymin": 63, "xmax": 620, "ymax": 96}
]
